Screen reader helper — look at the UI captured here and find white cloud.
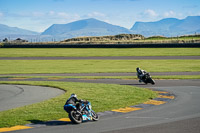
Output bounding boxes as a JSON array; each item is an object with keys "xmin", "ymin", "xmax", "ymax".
[
  {"xmin": 136, "ymin": 9, "xmax": 159, "ymax": 22},
  {"xmin": 32, "ymin": 12, "xmax": 45, "ymax": 17},
  {"xmin": 26, "ymin": 11, "xmax": 80, "ymax": 24},
  {"xmin": 0, "ymin": 12, "xmax": 4, "ymax": 19},
  {"xmin": 48, "ymin": 11, "xmax": 55, "ymax": 16},
  {"xmin": 144, "ymin": 9, "xmax": 158, "ymax": 17},
  {"xmin": 55, "ymin": 12, "xmax": 80, "ymax": 23},
  {"xmin": 85, "ymin": 11, "xmax": 108, "ymax": 23},
  {"xmin": 3, "ymin": 11, "xmax": 81, "ymax": 32},
  {"xmin": 87, "ymin": 12, "xmax": 106, "ymax": 18},
  {"xmin": 57, "ymin": 12, "xmax": 69, "ymax": 18},
  {"xmin": 163, "ymin": 11, "xmax": 176, "ymax": 17},
  {"xmin": 0, "ymin": 12, "xmax": 3, "ymax": 17}
]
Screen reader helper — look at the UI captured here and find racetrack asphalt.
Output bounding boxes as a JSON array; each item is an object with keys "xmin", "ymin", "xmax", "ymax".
[
  {"xmin": 0, "ymin": 84, "xmax": 64, "ymax": 111},
  {"xmin": 0, "ymin": 55, "xmax": 200, "ymax": 133},
  {"xmin": 1, "ymin": 78, "xmax": 200, "ymax": 133}
]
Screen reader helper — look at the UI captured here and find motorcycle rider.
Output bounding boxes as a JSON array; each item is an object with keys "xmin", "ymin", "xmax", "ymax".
[
  {"xmin": 64, "ymin": 93, "xmax": 98, "ymax": 123},
  {"xmin": 64, "ymin": 93, "xmax": 87, "ymax": 111},
  {"xmin": 136, "ymin": 67, "xmax": 147, "ymax": 82},
  {"xmin": 64, "ymin": 93, "xmax": 83, "ymax": 111}
]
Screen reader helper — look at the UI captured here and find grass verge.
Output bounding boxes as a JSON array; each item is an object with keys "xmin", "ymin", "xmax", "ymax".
[
  {"xmin": 0, "ymin": 81, "xmax": 157, "ymax": 128},
  {"xmin": 1, "ymin": 75, "xmax": 200, "ymax": 79},
  {"xmin": 0, "ymin": 48, "xmax": 199, "ymax": 57},
  {"xmin": 1, "ymin": 60, "xmax": 200, "ymax": 74}
]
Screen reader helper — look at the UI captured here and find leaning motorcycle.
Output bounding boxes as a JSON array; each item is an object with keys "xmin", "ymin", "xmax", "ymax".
[
  {"xmin": 64, "ymin": 101, "xmax": 99, "ymax": 124},
  {"xmin": 140, "ymin": 73, "xmax": 155, "ymax": 85}
]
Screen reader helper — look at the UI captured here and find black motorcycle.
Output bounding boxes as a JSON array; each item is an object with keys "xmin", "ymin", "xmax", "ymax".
[{"xmin": 139, "ymin": 73, "xmax": 155, "ymax": 85}]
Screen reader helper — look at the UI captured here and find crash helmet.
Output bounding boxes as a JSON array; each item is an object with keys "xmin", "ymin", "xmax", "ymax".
[
  {"xmin": 70, "ymin": 93, "xmax": 77, "ymax": 98},
  {"xmin": 136, "ymin": 67, "xmax": 140, "ymax": 72}
]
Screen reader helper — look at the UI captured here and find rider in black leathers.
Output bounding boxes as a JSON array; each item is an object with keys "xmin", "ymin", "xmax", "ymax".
[
  {"xmin": 64, "ymin": 93, "xmax": 88, "ymax": 111},
  {"xmin": 64, "ymin": 94, "xmax": 83, "ymax": 110}
]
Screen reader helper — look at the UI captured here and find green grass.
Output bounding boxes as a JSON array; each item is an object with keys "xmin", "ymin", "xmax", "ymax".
[
  {"xmin": 0, "ymin": 81, "xmax": 157, "ymax": 128},
  {"xmin": 1, "ymin": 75, "xmax": 200, "ymax": 79},
  {"xmin": 0, "ymin": 48, "xmax": 199, "ymax": 57},
  {"xmin": 0, "ymin": 47, "xmax": 199, "ymax": 127},
  {"xmin": 153, "ymin": 75, "xmax": 200, "ymax": 79},
  {"xmin": 0, "ymin": 60, "xmax": 199, "ymax": 74}
]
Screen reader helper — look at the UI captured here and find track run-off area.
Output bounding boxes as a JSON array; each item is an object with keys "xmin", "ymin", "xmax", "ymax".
[{"xmin": 0, "ymin": 55, "xmax": 200, "ymax": 133}]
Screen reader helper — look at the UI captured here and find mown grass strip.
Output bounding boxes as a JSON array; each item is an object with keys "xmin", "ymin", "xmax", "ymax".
[
  {"xmin": 0, "ymin": 60, "xmax": 200, "ymax": 74},
  {"xmin": 1, "ymin": 75, "xmax": 200, "ymax": 79},
  {"xmin": 0, "ymin": 48, "xmax": 199, "ymax": 57},
  {"xmin": 0, "ymin": 81, "xmax": 157, "ymax": 128}
]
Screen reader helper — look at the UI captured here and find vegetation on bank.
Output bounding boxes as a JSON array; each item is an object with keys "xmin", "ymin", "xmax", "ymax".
[
  {"xmin": 0, "ymin": 81, "xmax": 157, "ymax": 127},
  {"xmin": 61, "ymin": 34, "xmax": 200, "ymax": 44},
  {"xmin": 63, "ymin": 34, "xmax": 144, "ymax": 43},
  {"xmin": 0, "ymin": 42, "xmax": 3, "ymax": 47},
  {"xmin": 146, "ymin": 34, "xmax": 200, "ymax": 40},
  {"xmin": 1, "ymin": 34, "xmax": 200, "ymax": 46}
]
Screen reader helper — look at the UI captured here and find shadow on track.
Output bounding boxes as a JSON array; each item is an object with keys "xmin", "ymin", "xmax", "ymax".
[
  {"xmin": 120, "ymin": 83, "xmax": 147, "ymax": 86},
  {"xmin": 28, "ymin": 119, "xmax": 72, "ymax": 126}
]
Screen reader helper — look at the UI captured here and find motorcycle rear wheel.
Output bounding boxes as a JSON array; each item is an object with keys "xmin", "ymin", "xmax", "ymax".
[{"xmin": 69, "ymin": 110, "xmax": 82, "ymax": 124}]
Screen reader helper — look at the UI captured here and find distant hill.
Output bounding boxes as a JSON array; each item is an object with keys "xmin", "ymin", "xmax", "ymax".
[
  {"xmin": 131, "ymin": 16, "xmax": 200, "ymax": 37},
  {"xmin": 0, "ymin": 24, "xmax": 39, "ymax": 40},
  {"xmin": 0, "ymin": 24, "xmax": 38, "ymax": 35},
  {"xmin": 41, "ymin": 18, "xmax": 132, "ymax": 40}
]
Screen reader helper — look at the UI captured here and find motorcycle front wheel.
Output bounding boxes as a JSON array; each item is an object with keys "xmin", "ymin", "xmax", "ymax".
[
  {"xmin": 150, "ymin": 78, "xmax": 155, "ymax": 85},
  {"xmin": 91, "ymin": 110, "xmax": 99, "ymax": 121},
  {"xmin": 69, "ymin": 110, "xmax": 82, "ymax": 124}
]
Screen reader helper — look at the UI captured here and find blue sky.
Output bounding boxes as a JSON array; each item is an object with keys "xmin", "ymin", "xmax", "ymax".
[{"xmin": 0, "ymin": 0, "xmax": 200, "ymax": 32}]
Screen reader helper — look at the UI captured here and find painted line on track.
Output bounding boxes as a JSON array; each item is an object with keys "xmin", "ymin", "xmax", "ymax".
[
  {"xmin": 112, "ymin": 107, "xmax": 143, "ymax": 113},
  {"xmin": 158, "ymin": 95, "xmax": 175, "ymax": 99},
  {"xmin": 111, "ymin": 90, "xmax": 175, "ymax": 113},
  {"xmin": 58, "ymin": 118, "xmax": 71, "ymax": 122},
  {"xmin": 0, "ymin": 125, "xmax": 32, "ymax": 132},
  {"xmin": 143, "ymin": 100, "xmax": 166, "ymax": 105}
]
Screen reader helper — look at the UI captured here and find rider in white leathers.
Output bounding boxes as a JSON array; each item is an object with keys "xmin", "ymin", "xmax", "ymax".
[{"xmin": 136, "ymin": 67, "xmax": 147, "ymax": 82}]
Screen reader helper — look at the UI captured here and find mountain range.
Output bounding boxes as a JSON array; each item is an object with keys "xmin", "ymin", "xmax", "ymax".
[
  {"xmin": 41, "ymin": 18, "xmax": 132, "ymax": 40},
  {"xmin": 0, "ymin": 16, "xmax": 200, "ymax": 42},
  {"xmin": 131, "ymin": 16, "xmax": 200, "ymax": 37}
]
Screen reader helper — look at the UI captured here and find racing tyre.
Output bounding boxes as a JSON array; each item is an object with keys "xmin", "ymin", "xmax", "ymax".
[
  {"xmin": 69, "ymin": 110, "xmax": 82, "ymax": 124},
  {"xmin": 91, "ymin": 111, "xmax": 99, "ymax": 121},
  {"xmin": 150, "ymin": 78, "xmax": 155, "ymax": 85}
]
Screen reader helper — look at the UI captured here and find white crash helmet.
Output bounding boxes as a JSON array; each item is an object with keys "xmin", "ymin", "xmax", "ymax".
[{"xmin": 70, "ymin": 93, "xmax": 77, "ymax": 98}]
